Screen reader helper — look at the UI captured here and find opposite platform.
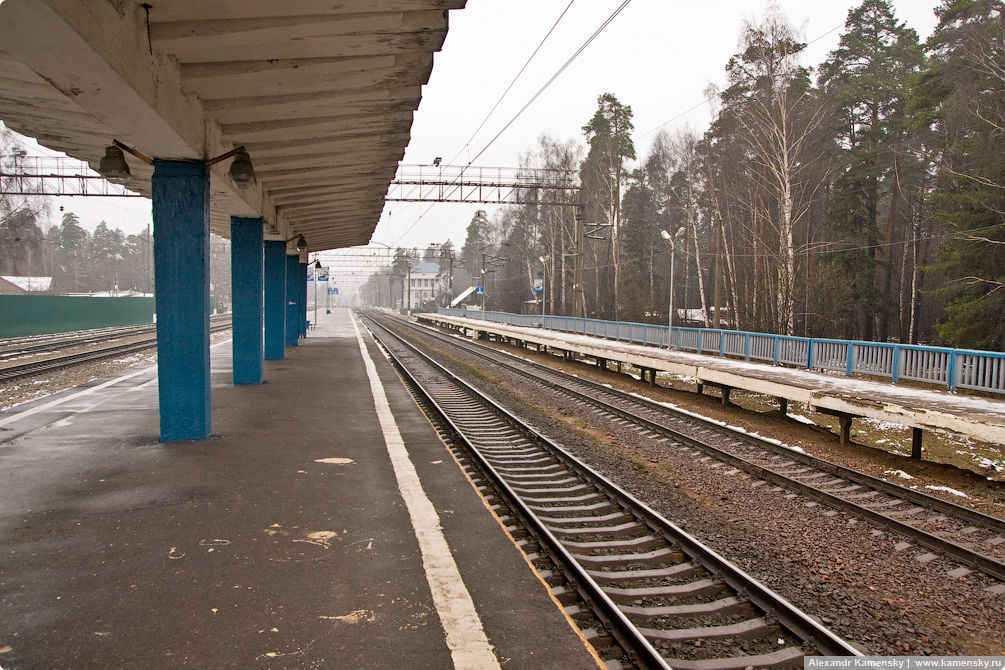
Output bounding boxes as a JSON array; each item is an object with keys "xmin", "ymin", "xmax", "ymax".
[
  {"xmin": 0, "ymin": 309, "xmax": 601, "ymax": 670},
  {"xmin": 418, "ymin": 312, "xmax": 1005, "ymax": 448}
]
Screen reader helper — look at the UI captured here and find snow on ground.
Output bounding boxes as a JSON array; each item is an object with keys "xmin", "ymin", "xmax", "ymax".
[
  {"xmin": 925, "ymin": 485, "xmax": 968, "ymax": 498},
  {"xmin": 884, "ymin": 469, "xmax": 914, "ymax": 480},
  {"xmin": 787, "ymin": 413, "xmax": 816, "ymax": 425}
]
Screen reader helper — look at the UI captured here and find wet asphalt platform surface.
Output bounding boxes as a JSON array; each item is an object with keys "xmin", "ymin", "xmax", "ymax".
[{"xmin": 0, "ymin": 309, "xmax": 600, "ymax": 669}]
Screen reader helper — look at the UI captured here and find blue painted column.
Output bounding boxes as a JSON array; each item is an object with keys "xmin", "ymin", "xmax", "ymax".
[
  {"xmin": 300, "ymin": 260, "xmax": 308, "ymax": 338},
  {"xmin": 230, "ymin": 217, "xmax": 264, "ymax": 384},
  {"xmin": 152, "ymin": 160, "xmax": 211, "ymax": 441},
  {"xmin": 263, "ymin": 240, "xmax": 287, "ymax": 360},
  {"xmin": 285, "ymin": 253, "xmax": 300, "ymax": 347}
]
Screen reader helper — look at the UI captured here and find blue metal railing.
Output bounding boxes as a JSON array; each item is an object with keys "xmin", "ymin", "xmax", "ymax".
[{"xmin": 437, "ymin": 308, "xmax": 1005, "ymax": 396}]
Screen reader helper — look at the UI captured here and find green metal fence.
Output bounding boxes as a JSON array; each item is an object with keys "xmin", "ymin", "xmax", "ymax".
[{"xmin": 0, "ymin": 295, "xmax": 155, "ymax": 338}]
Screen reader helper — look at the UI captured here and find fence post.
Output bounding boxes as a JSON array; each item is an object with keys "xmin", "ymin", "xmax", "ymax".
[
  {"xmin": 773, "ymin": 337, "xmax": 780, "ymax": 366},
  {"xmin": 744, "ymin": 333, "xmax": 750, "ymax": 361},
  {"xmin": 697, "ymin": 330, "xmax": 703, "ymax": 354},
  {"xmin": 846, "ymin": 344, "xmax": 855, "ymax": 377},
  {"xmin": 892, "ymin": 346, "xmax": 900, "ymax": 384},
  {"xmin": 807, "ymin": 340, "xmax": 814, "ymax": 370},
  {"xmin": 947, "ymin": 351, "xmax": 957, "ymax": 392}
]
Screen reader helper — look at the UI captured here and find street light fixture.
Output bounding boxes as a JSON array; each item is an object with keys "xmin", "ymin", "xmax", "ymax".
[
  {"xmin": 660, "ymin": 227, "xmax": 686, "ymax": 348},
  {"xmin": 97, "ymin": 145, "xmax": 131, "ymax": 184}
]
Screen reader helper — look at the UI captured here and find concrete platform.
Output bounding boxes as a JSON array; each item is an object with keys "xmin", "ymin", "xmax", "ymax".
[
  {"xmin": 0, "ymin": 309, "xmax": 602, "ymax": 670},
  {"xmin": 417, "ymin": 313, "xmax": 1005, "ymax": 447}
]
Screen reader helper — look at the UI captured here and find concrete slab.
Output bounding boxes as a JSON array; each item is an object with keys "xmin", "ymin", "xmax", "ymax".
[{"xmin": 0, "ymin": 309, "xmax": 600, "ymax": 670}]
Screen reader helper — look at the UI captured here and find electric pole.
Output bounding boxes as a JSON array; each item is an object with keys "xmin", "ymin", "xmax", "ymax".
[{"xmin": 573, "ymin": 204, "xmax": 585, "ymax": 319}]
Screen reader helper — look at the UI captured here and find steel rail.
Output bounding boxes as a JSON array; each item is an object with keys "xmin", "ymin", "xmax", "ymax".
[
  {"xmin": 0, "ymin": 321, "xmax": 232, "ymax": 383},
  {"xmin": 0, "ymin": 325, "xmax": 159, "ymax": 360},
  {"xmin": 396, "ymin": 315, "xmax": 1005, "ymax": 583},
  {"xmin": 361, "ymin": 311, "xmax": 861, "ymax": 667}
]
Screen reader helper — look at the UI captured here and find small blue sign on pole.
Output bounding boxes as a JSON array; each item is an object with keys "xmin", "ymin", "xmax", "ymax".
[{"xmin": 475, "ymin": 286, "xmax": 484, "ymax": 295}]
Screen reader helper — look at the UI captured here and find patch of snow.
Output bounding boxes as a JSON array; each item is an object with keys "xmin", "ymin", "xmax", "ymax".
[
  {"xmin": 925, "ymin": 485, "xmax": 968, "ymax": 498},
  {"xmin": 787, "ymin": 413, "xmax": 816, "ymax": 426},
  {"xmin": 884, "ymin": 469, "xmax": 914, "ymax": 480},
  {"xmin": 864, "ymin": 418, "xmax": 908, "ymax": 432}
]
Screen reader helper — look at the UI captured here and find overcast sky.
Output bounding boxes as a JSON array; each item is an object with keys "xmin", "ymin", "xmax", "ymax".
[
  {"xmin": 368, "ymin": 0, "xmax": 939, "ymax": 255},
  {"xmin": 19, "ymin": 0, "xmax": 940, "ymax": 278}
]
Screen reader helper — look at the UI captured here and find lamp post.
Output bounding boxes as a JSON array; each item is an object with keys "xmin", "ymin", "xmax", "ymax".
[
  {"xmin": 313, "ymin": 259, "xmax": 321, "ymax": 327},
  {"xmin": 481, "ymin": 253, "xmax": 487, "ymax": 312},
  {"xmin": 538, "ymin": 255, "xmax": 549, "ymax": 317},
  {"xmin": 660, "ymin": 227, "xmax": 685, "ymax": 349}
]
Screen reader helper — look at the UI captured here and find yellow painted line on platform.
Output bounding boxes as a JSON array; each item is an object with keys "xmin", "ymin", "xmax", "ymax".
[{"xmin": 350, "ymin": 312, "xmax": 501, "ymax": 670}]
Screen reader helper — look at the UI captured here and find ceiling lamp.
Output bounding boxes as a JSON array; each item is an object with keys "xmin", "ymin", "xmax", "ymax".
[
  {"xmin": 228, "ymin": 150, "xmax": 256, "ymax": 189},
  {"xmin": 296, "ymin": 234, "xmax": 307, "ymax": 253},
  {"xmin": 204, "ymin": 145, "xmax": 256, "ymax": 189},
  {"xmin": 98, "ymin": 145, "xmax": 131, "ymax": 184}
]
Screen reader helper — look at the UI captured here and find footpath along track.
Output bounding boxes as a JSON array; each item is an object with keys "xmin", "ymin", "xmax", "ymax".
[
  {"xmin": 360, "ymin": 311, "xmax": 860, "ymax": 670},
  {"xmin": 383, "ymin": 313, "xmax": 1005, "ymax": 588},
  {"xmin": 0, "ymin": 317, "xmax": 232, "ymax": 383}
]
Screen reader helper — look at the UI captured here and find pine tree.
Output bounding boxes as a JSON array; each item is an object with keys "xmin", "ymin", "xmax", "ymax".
[
  {"xmin": 925, "ymin": 0, "xmax": 1005, "ymax": 349},
  {"xmin": 819, "ymin": 0, "xmax": 924, "ymax": 341},
  {"xmin": 581, "ymin": 93, "xmax": 635, "ymax": 319}
]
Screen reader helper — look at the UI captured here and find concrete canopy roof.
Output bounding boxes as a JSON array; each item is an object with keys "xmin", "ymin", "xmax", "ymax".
[{"xmin": 0, "ymin": 0, "xmax": 465, "ymax": 252}]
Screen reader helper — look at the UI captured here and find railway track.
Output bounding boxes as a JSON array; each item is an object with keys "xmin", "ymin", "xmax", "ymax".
[
  {"xmin": 387, "ymin": 312, "xmax": 1005, "ymax": 588},
  {"xmin": 0, "ymin": 324, "xmax": 158, "ymax": 361},
  {"xmin": 0, "ymin": 318, "xmax": 232, "ymax": 383},
  {"xmin": 359, "ymin": 311, "xmax": 859, "ymax": 670}
]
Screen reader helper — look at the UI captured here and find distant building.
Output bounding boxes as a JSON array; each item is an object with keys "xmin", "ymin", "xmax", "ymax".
[
  {"xmin": 403, "ymin": 261, "xmax": 443, "ymax": 311},
  {"xmin": 0, "ymin": 276, "xmax": 52, "ymax": 295}
]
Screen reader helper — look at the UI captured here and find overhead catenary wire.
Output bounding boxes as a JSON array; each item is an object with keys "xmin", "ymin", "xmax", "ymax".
[
  {"xmin": 445, "ymin": 0, "xmax": 578, "ymax": 168},
  {"xmin": 390, "ymin": 0, "xmax": 632, "ymax": 249},
  {"xmin": 384, "ymin": 1, "xmax": 578, "ymax": 248},
  {"xmin": 464, "ymin": 0, "xmax": 633, "ymax": 169}
]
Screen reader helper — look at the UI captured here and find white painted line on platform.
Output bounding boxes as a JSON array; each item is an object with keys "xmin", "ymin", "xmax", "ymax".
[
  {"xmin": 0, "ymin": 365, "xmax": 156, "ymax": 429},
  {"xmin": 350, "ymin": 313, "xmax": 501, "ymax": 670},
  {"xmin": 0, "ymin": 335, "xmax": 231, "ymax": 428}
]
